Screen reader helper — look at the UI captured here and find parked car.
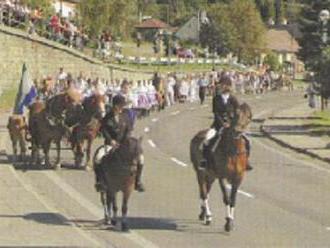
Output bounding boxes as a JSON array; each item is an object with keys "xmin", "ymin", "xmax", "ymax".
[{"xmin": 177, "ymin": 48, "xmax": 195, "ymax": 58}]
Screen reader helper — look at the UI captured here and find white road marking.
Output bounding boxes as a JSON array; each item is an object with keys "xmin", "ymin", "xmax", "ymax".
[
  {"xmin": 144, "ymin": 127, "xmax": 150, "ymax": 133},
  {"xmin": 170, "ymin": 157, "xmax": 188, "ymax": 167},
  {"xmin": 225, "ymin": 185, "xmax": 255, "ymax": 199},
  {"xmin": 326, "ymin": 227, "xmax": 330, "ymax": 231},
  {"xmin": 9, "ymin": 168, "xmax": 102, "ymax": 247},
  {"xmin": 148, "ymin": 139, "xmax": 156, "ymax": 148},
  {"xmin": 45, "ymin": 171, "xmax": 159, "ymax": 248},
  {"xmin": 201, "ymin": 104, "xmax": 209, "ymax": 108},
  {"xmin": 151, "ymin": 118, "xmax": 158, "ymax": 122},
  {"xmin": 189, "ymin": 107, "xmax": 196, "ymax": 111},
  {"xmin": 170, "ymin": 111, "xmax": 180, "ymax": 116}
]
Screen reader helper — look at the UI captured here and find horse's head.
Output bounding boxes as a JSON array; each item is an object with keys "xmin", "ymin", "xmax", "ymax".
[
  {"xmin": 235, "ymin": 103, "xmax": 252, "ymax": 133},
  {"xmin": 83, "ymin": 94, "xmax": 106, "ymax": 120}
]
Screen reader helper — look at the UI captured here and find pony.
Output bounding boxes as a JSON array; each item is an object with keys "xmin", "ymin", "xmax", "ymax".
[
  {"xmin": 7, "ymin": 115, "xmax": 28, "ymax": 162},
  {"xmin": 70, "ymin": 94, "xmax": 106, "ymax": 170},
  {"xmin": 94, "ymin": 136, "xmax": 143, "ymax": 231},
  {"xmin": 28, "ymin": 93, "xmax": 78, "ymax": 168},
  {"xmin": 190, "ymin": 103, "xmax": 252, "ymax": 232}
]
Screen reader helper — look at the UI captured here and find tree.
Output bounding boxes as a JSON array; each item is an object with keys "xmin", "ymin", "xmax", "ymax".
[
  {"xmin": 228, "ymin": 0, "xmax": 266, "ymax": 63},
  {"xmin": 255, "ymin": 0, "xmax": 276, "ymax": 23},
  {"xmin": 78, "ymin": 0, "xmax": 137, "ymax": 39},
  {"xmin": 298, "ymin": 0, "xmax": 330, "ymax": 71},
  {"xmin": 21, "ymin": 0, "xmax": 54, "ymax": 17},
  {"xmin": 264, "ymin": 52, "xmax": 282, "ymax": 71}
]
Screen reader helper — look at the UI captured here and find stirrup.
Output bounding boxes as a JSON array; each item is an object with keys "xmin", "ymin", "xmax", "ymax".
[
  {"xmin": 199, "ymin": 159, "xmax": 208, "ymax": 170},
  {"xmin": 135, "ymin": 182, "xmax": 145, "ymax": 192}
]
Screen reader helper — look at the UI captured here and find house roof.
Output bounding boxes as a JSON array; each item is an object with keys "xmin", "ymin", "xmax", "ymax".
[
  {"xmin": 266, "ymin": 29, "xmax": 300, "ymax": 53},
  {"xmin": 135, "ymin": 18, "xmax": 170, "ymax": 29}
]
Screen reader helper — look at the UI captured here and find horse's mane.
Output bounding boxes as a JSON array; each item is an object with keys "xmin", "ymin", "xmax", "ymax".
[{"xmin": 235, "ymin": 102, "xmax": 252, "ymax": 132}]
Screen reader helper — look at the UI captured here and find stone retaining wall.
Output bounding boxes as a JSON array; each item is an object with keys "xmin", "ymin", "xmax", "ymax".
[{"xmin": 0, "ymin": 25, "xmax": 152, "ymax": 91}]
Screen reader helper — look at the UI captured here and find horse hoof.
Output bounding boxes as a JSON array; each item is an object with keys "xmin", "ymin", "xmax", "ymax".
[
  {"xmin": 121, "ymin": 222, "xmax": 129, "ymax": 232},
  {"xmin": 205, "ymin": 215, "xmax": 212, "ymax": 226},
  {"xmin": 224, "ymin": 218, "xmax": 234, "ymax": 232},
  {"xmin": 111, "ymin": 219, "xmax": 117, "ymax": 226},
  {"xmin": 54, "ymin": 163, "xmax": 61, "ymax": 170},
  {"xmin": 198, "ymin": 213, "xmax": 205, "ymax": 221}
]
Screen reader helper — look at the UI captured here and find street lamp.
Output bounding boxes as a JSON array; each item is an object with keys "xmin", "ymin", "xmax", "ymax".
[
  {"xmin": 319, "ymin": 9, "xmax": 330, "ymax": 44},
  {"xmin": 319, "ymin": 9, "xmax": 330, "ymax": 110}
]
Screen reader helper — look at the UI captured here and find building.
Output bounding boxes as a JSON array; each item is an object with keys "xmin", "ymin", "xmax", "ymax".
[
  {"xmin": 263, "ymin": 27, "xmax": 303, "ymax": 74},
  {"xmin": 135, "ymin": 18, "xmax": 172, "ymax": 41},
  {"xmin": 52, "ymin": 0, "xmax": 79, "ymax": 18}
]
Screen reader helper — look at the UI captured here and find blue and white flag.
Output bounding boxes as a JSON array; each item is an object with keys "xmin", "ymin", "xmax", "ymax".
[{"xmin": 13, "ymin": 63, "xmax": 37, "ymax": 114}]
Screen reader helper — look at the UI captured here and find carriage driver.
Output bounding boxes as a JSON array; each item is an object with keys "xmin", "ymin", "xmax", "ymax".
[
  {"xmin": 199, "ymin": 77, "xmax": 253, "ymax": 171},
  {"xmin": 100, "ymin": 94, "xmax": 145, "ymax": 192}
]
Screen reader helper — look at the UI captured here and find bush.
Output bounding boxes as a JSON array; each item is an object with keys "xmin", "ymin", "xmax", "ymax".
[{"xmin": 264, "ymin": 52, "xmax": 282, "ymax": 72}]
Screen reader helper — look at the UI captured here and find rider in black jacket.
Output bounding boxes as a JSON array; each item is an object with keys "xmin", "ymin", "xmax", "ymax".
[
  {"xmin": 100, "ymin": 95, "xmax": 145, "ymax": 192},
  {"xmin": 200, "ymin": 77, "xmax": 252, "ymax": 171}
]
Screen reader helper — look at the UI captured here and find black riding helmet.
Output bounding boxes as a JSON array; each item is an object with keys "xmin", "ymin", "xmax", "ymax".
[{"xmin": 112, "ymin": 94, "xmax": 126, "ymax": 108}]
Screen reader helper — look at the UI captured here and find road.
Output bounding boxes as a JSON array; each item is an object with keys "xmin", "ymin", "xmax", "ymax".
[{"xmin": 4, "ymin": 91, "xmax": 330, "ymax": 247}]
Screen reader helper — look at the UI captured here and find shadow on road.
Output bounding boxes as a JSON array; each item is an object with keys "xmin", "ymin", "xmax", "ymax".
[
  {"xmin": 0, "ymin": 212, "xmax": 71, "ymax": 226},
  {"xmin": 73, "ymin": 217, "xmax": 178, "ymax": 231}
]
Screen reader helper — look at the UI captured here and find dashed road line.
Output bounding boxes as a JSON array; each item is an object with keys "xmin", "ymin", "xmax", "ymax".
[
  {"xmin": 144, "ymin": 127, "xmax": 150, "ymax": 133},
  {"xmin": 226, "ymin": 185, "xmax": 255, "ymax": 199},
  {"xmin": 148, "ymin": 139, "xmax": 156, "ymax": 148},
  {"xmin": 326, "ymin": 227, "xmax": 330, "ymax": 231},
  {"xmin": 151, "ymin": 118, "xmax": 158, "ymax": 122},
  {"xmin": 170, "ymin": 157, "xmax": 188, "ymax": 167},
  {"xmin": 170, "ymin": 111, "xmax": 180, "ymax": 116},
  {"xmin": 189, "ymin": 107, "xmax": 196, "ymax": 111}
]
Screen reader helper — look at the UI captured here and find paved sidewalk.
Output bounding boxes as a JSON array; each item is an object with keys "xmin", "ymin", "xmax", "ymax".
[
  {"xmin": 261, "ymin": 103, "xmax": 330, "ymax": 163},
  {"xmin": 0, "ymin": 111, "xmax": 101, "ymax": 247}
]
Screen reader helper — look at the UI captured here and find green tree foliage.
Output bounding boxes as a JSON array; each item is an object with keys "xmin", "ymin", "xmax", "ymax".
[
  {"xmin": 298, "ymin": 0, "xmax": 330, "ymax": 71},
  {"xmin": 264, "ymin": 52, "xmax": 282, "ymax": 71},
  {"xmin": 255, "ymin": 0, "xmax": 276, "ymax": 22},
  {"xmin": 78, "ymin": 0, "xmax": 137, "ymax": 39},
  {"xmin": 315, "ymin": 46, "xmax": 330, "ymax": 97},
  {"xmin": 21, "ymin": 0, "xmax": 54, "ymax": 17},
  {"xmin": 202, "ymin": 0, "xmax": 266, "ymax": 63}
]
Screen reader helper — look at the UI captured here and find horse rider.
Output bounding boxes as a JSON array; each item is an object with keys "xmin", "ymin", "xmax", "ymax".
[
  {"xmin": 199, "ymin": 77, "xmax": 253, "ymax": 171},
  {"xmin": 98, "ymin": 94, "xmax": 145, "ymax": 192}
]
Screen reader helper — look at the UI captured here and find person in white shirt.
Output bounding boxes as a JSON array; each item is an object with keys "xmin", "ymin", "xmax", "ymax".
[{"xmin": 165, "ymin": 74, "xmax": 175, "ymax": 106}]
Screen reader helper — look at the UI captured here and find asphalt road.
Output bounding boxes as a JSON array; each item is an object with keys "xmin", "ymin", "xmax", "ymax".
[{"xmin": 7, "ymin": 91, "xmax": 330, "ymax": 247}]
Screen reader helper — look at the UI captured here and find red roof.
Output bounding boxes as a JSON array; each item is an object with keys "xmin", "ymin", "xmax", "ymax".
[{"xmin": 135, "ymin": 18, "xmax": 170, "ymax": 29}]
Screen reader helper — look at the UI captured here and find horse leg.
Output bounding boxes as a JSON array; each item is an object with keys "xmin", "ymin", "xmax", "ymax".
[
  {"xmin": 54, "ymin": 140, "xmax": 61, "ymax": 170},
  {"xmin": 85, "ymin": 139, "xmax": 92, "ymax": 171},
  {"xmin": 121, "ymin": 191, "xmax": 131, "ymax": 232},
  {"xmin": 197, "ymin": 175, "xmax": 207, "ymax": 222},
  {"xmin": 204, "ymin": 180, "xmax": 213, "ymax": 225},
  {"xmin": 43, "ymin": 141, "xmax": 51, "ymax": 168},
  {"xmin": 12, "ymin": 138, "xmax": 18, "ymax": 162},
  {"xmin": 219, "ymin": 178, "xmax": 232, "ymax": 231},
  {"xmin": 19, "ymin": 135, "xmax": 27, "ymax": 162},
  {"xmin": 224, "ymin": 182, "xmax": 240, "ymax": 232},
  {"xmin": 101, "ymin": 192, "xmax": 111, "ymax": 225},
  {"xmin": 110, "ymin": 193, "xmax": 118, "ymax": 226}
]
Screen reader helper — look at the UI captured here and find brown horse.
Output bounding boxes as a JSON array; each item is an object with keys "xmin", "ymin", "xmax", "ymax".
[
  {"xmin": 70, "ymin": 94, "xmax": 106, "ymax": 170},
  {"xmin": 7, "ymin": 115, "xmax": 28, "ymax": 162},
  {"xmin": 28, "ymin": 93, "xmax": 78, "ymax": 168},
  {"xmin": 94, "ymin": 136, "xmax": 143, "ymax": 232},
  {"xmin": 190, "ymin": 103, "xmax": 252, "ymax": 232}
]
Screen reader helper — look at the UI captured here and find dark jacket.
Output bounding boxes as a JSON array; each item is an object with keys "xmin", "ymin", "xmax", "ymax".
[
  {"xmin": 212, "ymin": 94, "xmax": 239, "ymax": 130},
  {"xmin": 101, "ymin": 110, "xmax": 132, "ymax": 145}
]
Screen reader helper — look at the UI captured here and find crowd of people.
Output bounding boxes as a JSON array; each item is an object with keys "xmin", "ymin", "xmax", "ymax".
[
  {"xmin": 0, "ymin": 0, "xmax": 89, "ymax": 50},
  {"xmin": 32, "ymin": 67, "xmax": 291, "ymax": 118}
]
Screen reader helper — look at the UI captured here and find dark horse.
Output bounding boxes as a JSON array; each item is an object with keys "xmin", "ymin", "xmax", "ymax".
[
  {"xmin": 28, "ymin": 93, "xmax": 78, "ymax": 169},
  {"xmin": 190, "ymin": 103, "xmax": 252, "ymax": 232},
  {"xmin": 94, "ymin": 135, "xmax": 143, "ymax": 232},
  {"xmin": 69, "ymin": 94, "xmax": 106, "ymax": 170}
]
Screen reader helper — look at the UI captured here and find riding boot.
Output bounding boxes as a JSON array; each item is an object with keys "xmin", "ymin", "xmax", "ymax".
[
  {"xmin": 94, "ymin": 163, "xmax": 106, "ymax": 192},
  {"xmin": 135, "ymin": 163, "xmax": 145, "ymax": 192},
  {"xmin": 199, "ymin": 144, "xmax": 209, "ymax": 170},
  {"xmin": 245, "ymin": 137, "xmax": 253, "ymax": 171}
]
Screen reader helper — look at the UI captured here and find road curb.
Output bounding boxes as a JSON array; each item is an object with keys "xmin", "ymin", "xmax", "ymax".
[{"xmin": 260, "ymin": 125, "xmax": 330, "ymax": 164}]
